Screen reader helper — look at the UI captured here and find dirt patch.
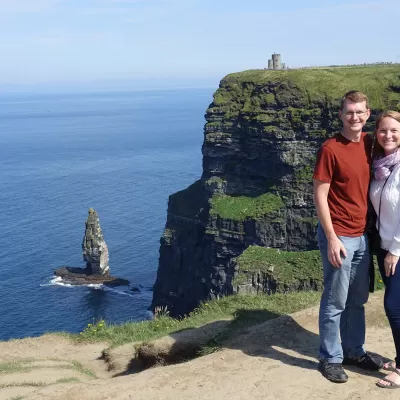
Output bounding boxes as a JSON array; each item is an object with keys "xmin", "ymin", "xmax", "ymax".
[
  {"xmin": 0, "ymin": 367, "xmax": 85, "ymax": 386},
  {"xmin": 0, "ymin": 335, "xmax": 111, "ymax": 379},
  {"xmin": 137, "ymin": 320, "xmax": 230, "ymax": 368},
  {"xmin": 101, "ymin": 343, "xmax": 139, "ymax": 375},
  {"xmin": 1, "ymin": 291, "xmax": 399, "ymax": 400}
]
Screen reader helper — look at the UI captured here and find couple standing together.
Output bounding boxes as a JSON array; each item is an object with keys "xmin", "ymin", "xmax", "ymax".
[{"xmin": 313, "ymin": 90, "xmax": 400, "ymax": 388}]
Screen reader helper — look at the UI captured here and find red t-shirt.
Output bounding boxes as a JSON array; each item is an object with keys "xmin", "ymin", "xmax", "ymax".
[{"xmin": 313, "ymin": 132, "xmax": 372, "ymax": 236}]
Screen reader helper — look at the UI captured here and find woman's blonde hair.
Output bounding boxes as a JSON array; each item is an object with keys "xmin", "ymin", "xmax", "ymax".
[{"xmin": 372, "ymin": 110, "xmax": 400, "ymax": 158}]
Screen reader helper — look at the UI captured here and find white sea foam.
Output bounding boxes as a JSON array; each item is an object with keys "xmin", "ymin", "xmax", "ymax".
[
  {"xmin": 41, "ymin": 276, "xmax": 137, "ymax": 297},
  {"xmin": 101, "ymin": 285, "xmax": 137, "ymax": 297},
  {"xmin": 86, "ymin": 283, "xmax": 104, "ymax": 289},
  {"xmin": 40, "ymin": 276, "xmax": 73, "ymax": 287}
]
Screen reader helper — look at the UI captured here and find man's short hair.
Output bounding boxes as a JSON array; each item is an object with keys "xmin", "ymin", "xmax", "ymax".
[{"xmin": 339, "ymin": 90, "xmax": 369, "ymax": 110}]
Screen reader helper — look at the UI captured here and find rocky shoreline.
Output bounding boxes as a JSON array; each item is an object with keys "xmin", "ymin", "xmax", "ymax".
[{"xmin": 54, "ymin": 266, "xmax": 129, "ymax": 287}]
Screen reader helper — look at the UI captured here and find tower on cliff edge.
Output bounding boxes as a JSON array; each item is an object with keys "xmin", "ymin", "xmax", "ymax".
[{"xmin": 267, "ymin": 53, "xmax": 286, "ymax": 70}]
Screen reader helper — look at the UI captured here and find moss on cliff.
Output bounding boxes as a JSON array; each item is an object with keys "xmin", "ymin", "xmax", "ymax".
[
  {"xmin": 210, "ymin": 193, "xmax": 284, "ymax": 221},
  {"xmin": 233, "ymin": 246, "xmax": 322, "ymax": 286},
  {"xmin": 213, "ymin": 65, "xmax": 400, "ymax": 111},
  {"xmin": 294, "ymin": 165, "xmax": 314, "ymax": 183}
]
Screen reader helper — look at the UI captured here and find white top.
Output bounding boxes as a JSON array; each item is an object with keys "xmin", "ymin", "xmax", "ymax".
[{"xmin": 369, "ymin": 163, "xmax": 400, "ymax": 256}]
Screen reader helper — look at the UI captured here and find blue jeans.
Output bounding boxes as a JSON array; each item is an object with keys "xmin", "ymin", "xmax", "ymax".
[
  {"xmin": 317, "ymin": 224, "xmax": 370, "ymax": 363},
  {"xmin": 377, "ymin": 248, "xmax": 400, "ymax": 368}
]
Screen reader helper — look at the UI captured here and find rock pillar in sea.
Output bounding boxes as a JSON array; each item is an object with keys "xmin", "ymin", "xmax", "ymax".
[{"xmin": 82, "ymin": 208, "xmax": 110, "ymax": 276}]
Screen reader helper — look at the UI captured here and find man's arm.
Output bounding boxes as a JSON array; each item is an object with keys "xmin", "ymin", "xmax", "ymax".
[{"xmin": 313, "ymin": 178, "xmax": 347, "ymax": 267}]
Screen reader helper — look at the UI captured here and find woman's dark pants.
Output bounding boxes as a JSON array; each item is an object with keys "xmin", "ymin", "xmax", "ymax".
[{"xmin": 377, "ymin": 248, "xmax": 400, "ymax": 368}]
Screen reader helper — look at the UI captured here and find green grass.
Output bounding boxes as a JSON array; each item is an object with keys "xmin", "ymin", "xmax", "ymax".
[
  {"xmin": 0, "ymin": 359, "xmax": 96, "ymax": 378},
  {"xmin": 69, "ymin": 361, "xmax": 96, "ymax": 378},
  {"xmin": 233, "ymin": 246, "xmax": 323, "ymax": 286},
  {"xmin": 294, "ymin": 165, "xmax": 315, "ymax": 183},
  {"xmin": 218, "ymin": 65, "xmax": 400, "ymax": 110},
  {"xmin": 0, "ymin": 360, "xmax": 35, "ymax": 374},
  {"xmin": 233, "ymin": 245, "xmax": 385, "ymax": 292},
  {"xmin": 0, "ymin": 381, "xmax": 46, "ymax": 389},
  {"xmin": 0, "ymin": 378, "xmax": 81, "ymax": 390},
  {"xmin": 66, "ymin": 291, "xmax": 322, "ymax": 348},
  {"xmin": 373, "ymin": 256, "xmax": 385, "ymax": 291},
  {"xmin": 58, "ymin": 257, "xmax": 383, "ymax": 351},
  {"xmin": 209, "ymin": 193, "xmax": 284, "ymax": 220}
]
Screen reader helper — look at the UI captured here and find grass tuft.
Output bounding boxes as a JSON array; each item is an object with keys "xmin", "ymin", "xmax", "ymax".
[
  {"xmin": 54, "ymin": 377, "xmax": 80, "ymax": 384},
  {"xmin": 0, "ymin": 360, "xmax": 34, "ymax": 374},
  {"xmin": 0, "ymin": 381, "xmax": 46, "ymax": 389}
]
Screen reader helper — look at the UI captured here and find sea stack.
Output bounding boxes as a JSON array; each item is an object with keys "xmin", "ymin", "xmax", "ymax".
[
  {"xmin": 54, "ymin": 209, "xmax": 129, "ymax": 286},
  {"xmin": 82, "ymin": 208, "xmax": 110, "ymax": 276}
]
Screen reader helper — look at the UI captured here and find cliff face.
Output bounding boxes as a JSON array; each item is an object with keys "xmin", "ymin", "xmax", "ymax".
[{"xmin": 152, "ymin": 66, "xmax": 400, "ymax": 316}]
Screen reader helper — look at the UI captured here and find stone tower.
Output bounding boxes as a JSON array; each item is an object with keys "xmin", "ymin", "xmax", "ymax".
[
  {"xmin": 267, "ymin": 53, "xmax": 285, "ymax": 70},
  {"xmin": 82, "ymin": 208, "xmax": 110, "ymax": 276},
  {"xmin": 272, "ymin": 53, "xmax": 281, "ymax": 70}
]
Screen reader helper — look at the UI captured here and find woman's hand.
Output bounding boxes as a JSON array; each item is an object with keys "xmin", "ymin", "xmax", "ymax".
[{"xmin": 384, "ymin": 252, "xmax": 400, "ymax": 277}]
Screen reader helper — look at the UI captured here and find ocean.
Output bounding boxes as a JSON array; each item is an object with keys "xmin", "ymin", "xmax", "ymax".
[{"xmin": 0, "ymin": 88, "xmax": 214, "ymax": 340}]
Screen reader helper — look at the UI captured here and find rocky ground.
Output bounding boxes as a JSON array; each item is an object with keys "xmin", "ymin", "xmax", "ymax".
[{"xmin": 1, "ymin": 291, "xmax": 399, "ymax": 400}]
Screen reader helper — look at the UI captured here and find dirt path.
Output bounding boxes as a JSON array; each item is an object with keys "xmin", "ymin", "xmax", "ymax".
[{"xmin": 1, "ymin": 291, "xmax": 398, "ymax": 400}]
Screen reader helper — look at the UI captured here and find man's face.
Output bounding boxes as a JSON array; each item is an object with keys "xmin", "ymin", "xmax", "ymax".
[{"xmin": 339, "ymin": 100, "xmax": 370, "ymax": 133}]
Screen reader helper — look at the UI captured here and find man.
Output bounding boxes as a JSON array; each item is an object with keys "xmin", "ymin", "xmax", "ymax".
[{"xmin": 313, "ymin": 90, "xmax": 383, "ymax": 383}]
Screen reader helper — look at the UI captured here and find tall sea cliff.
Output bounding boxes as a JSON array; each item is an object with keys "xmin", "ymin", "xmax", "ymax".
[{"xmin": 152, "ymin": 66, "xmax": 400, "ymax": 316}]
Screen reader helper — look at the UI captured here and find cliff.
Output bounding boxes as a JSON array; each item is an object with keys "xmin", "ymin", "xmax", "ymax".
[{"xmin": 152, "ymin": 65, "xmax": 400, "ymax": 316}]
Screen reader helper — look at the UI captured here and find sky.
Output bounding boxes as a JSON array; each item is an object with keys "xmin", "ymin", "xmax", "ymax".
[{"xmin": 1, "ymin": 0, "xmax": 400, "ymax": 90}]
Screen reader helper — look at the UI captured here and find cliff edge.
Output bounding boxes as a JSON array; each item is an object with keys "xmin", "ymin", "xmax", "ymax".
[
  {"xmin": 152, "ymin": 65, "xmax": 400, "ymax": 316},
  {"xmin": 1, "ymin": 291, "xmax": 398, "ymax": 400}
]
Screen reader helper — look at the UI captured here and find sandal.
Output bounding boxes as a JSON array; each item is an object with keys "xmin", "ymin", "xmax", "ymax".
[
  {"xmin": 383, "ymin": 361, "xmax": 397, "ymax": 372},
  {"xmin": 377, "ymin": 368, "xmax": 400, "ymax": 389}
]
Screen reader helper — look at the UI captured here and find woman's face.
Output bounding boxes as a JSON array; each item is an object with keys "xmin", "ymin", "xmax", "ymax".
[{"xmin": 377, "ymin": 117, "xmax": 400, "ymax": 155}]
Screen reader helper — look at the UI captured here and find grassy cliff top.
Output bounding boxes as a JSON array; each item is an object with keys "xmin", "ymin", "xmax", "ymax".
[
  {"xmin": 215, "ymin": 64, "xmax": 400, "ymax": 110},
  {"xmin": 233, "ymin": 246, "xmax": 323, "ymax": 285},
  {"xmin": 210, "ymin": 193, "xmax": 284, "ymax": 221}
]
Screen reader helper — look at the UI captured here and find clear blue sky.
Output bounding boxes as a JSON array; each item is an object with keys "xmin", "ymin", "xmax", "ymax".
[{"xmin": 1, "ymin": 0, "xmax": 399, "ymax": 90}]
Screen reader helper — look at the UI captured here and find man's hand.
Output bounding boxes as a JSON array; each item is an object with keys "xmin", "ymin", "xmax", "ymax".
[
  {"xmin": 327, "ymin": 236, "xmax": 347, "ymax": 268},
  {"xmin": 384, "ymin": 252, "xmax": 399, "ymax": 276}
]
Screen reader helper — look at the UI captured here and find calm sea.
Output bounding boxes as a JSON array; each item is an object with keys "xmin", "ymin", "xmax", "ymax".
[{"xmin": 0, "ymin": 88, "xmax": 213, "ymax": 340}]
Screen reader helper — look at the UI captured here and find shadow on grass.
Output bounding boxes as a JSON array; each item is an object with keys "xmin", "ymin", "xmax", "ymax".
[
  {"xmin": 208, "ymin": 308, "xmax": 320, "ymax": 371},
  {"xmin": 113, "ymin": 307, "xmax": 388, "ymax": 381},
  {"xmin": 111, "ymin": 320, "xmax": 230, "ymax": 377},
  {"xmin": 213, "ymin": 308, "xmax": 388, "ymax": 380}
]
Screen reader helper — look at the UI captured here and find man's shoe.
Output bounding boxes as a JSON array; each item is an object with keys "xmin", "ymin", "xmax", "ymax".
[
  {"xmin": 318, "ymin": 360, "xmax": 348, "ymax": 383},
  {"xmin": 343, "ymin": 352, "xmax": 383, "ymax": 371}
]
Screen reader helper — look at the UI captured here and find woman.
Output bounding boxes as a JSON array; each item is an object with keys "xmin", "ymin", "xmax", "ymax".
[{"xmin": 370, "ymin": 110, "xmax": 400, "ymax": 389}]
